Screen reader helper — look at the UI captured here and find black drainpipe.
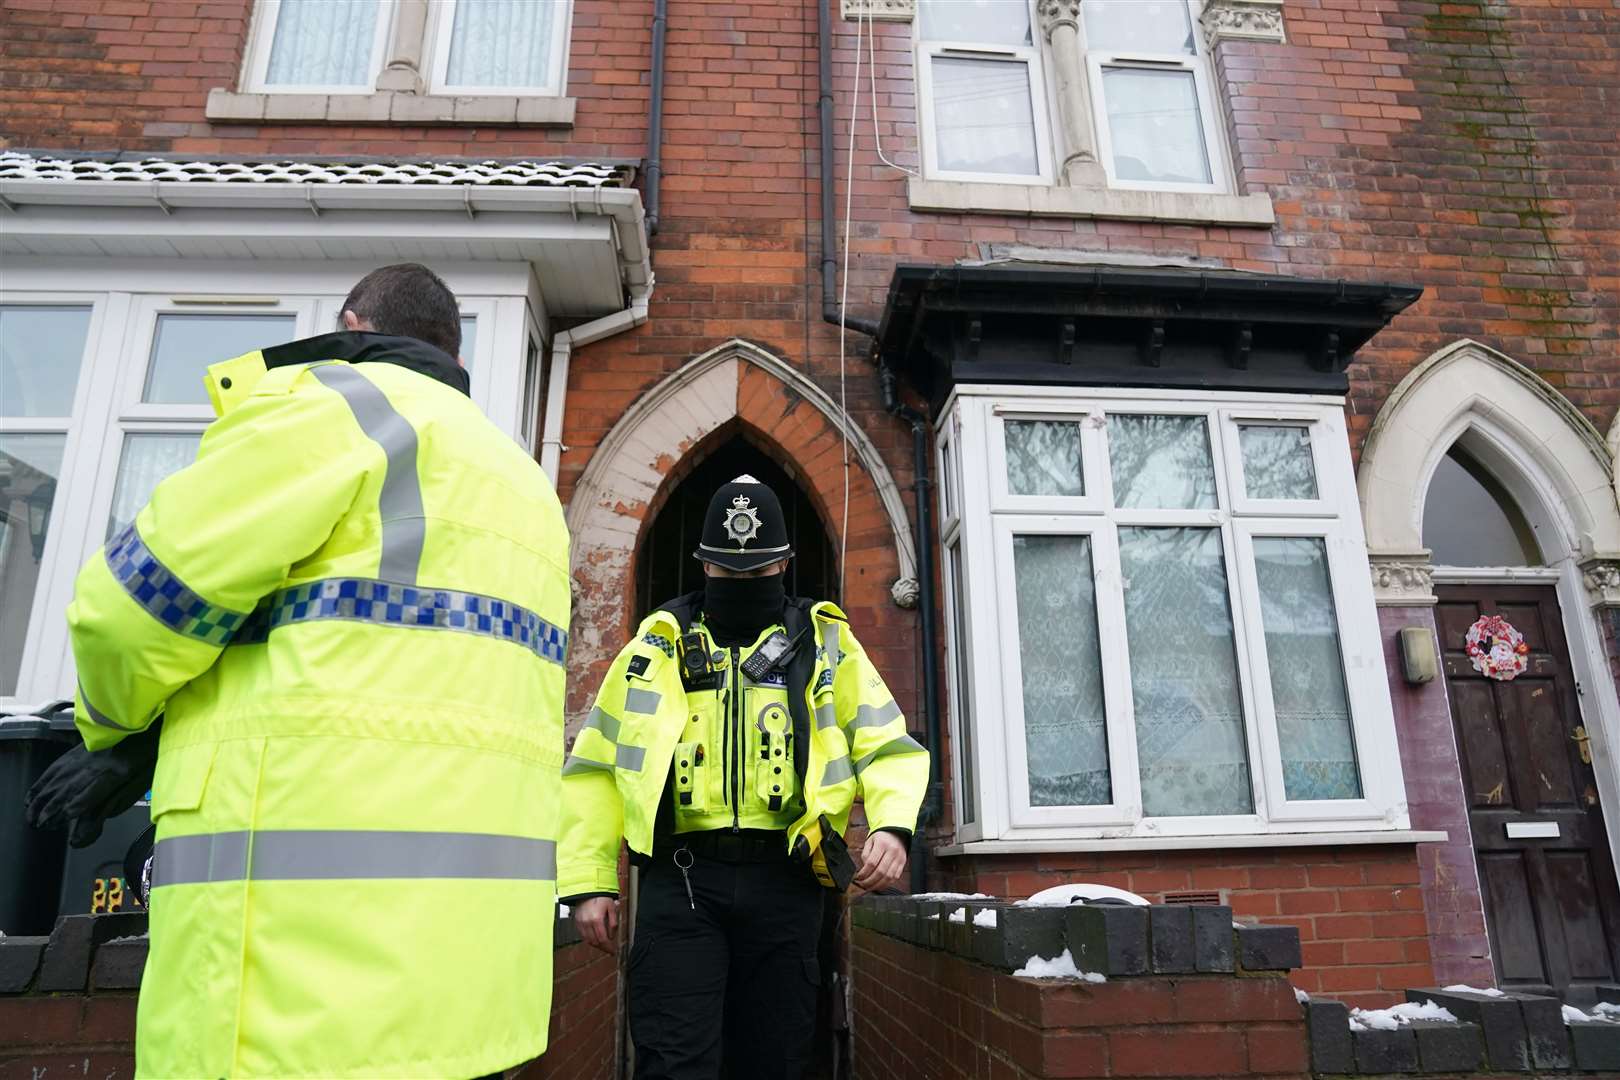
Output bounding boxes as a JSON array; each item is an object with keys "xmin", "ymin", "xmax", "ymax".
[
  {"xmin": 644, "ymin": 0, "xmax": 669, "ymax": 234},
  {"xmin": 880, "ymin": 364, "xmax": 945, "ymax": 894},
  {"xmin": 817, "ymin": 0, "xmax": 880, "ymax": 338}
]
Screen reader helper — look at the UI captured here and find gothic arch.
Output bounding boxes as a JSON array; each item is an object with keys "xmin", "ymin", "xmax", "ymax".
[
  {"xmin": 1358, "ymin": 338, "xmax": 1620, "ymax": 561},
  {"xmin": 564, "ymin": 338, "xmax": 917, "ymax": 719}
]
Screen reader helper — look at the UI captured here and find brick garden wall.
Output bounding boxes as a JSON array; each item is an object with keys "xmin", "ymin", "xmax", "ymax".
[
  {"xmin": 935, "ymin": 845, "xmax": 1433, "ymax": 1010},
  {"xmin": 0, "ymin": 914, "xmax": 620, "ymax": 1080}
]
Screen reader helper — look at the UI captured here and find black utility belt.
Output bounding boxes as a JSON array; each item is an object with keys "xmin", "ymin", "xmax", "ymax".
[{"xmin": 663, "ymin": 828, "xmax": 789, "ymax": 864}]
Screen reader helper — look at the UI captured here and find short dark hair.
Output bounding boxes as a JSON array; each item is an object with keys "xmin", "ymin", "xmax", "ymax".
[{"xmin": 341, "ymin": 263, "xmax": 462, "ymax": 357}]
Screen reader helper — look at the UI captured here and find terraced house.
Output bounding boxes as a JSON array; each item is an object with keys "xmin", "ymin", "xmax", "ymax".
[{"xmin": 1, "ymin": 0, "xmax": 1618, "ymax": 1074}]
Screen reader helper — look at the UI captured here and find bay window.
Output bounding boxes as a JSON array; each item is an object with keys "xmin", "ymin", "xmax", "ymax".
[{"xmin": 941, "ymin": 388, "xmax": 1404, "ymax": 843}]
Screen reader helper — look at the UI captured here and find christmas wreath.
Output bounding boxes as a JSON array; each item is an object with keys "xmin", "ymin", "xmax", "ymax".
[{"xmin": 1465, "ymin": 614, "xmax": 1529, "ymax": 681}]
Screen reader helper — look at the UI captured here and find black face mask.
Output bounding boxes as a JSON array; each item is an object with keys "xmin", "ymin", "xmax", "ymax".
[{"xmin": 702, "ymin": 573, "xmax": 786, "ymax": 645}]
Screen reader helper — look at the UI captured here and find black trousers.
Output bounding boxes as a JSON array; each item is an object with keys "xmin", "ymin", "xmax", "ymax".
[{"xmin": 629, "ymin": 849, "xmax": 825, "ymax": 1080}]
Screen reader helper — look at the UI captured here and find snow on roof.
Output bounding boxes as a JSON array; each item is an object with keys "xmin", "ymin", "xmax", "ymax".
[{"xmin": 0, "ymin": 151, "xmax": 632, "ymax": 189}]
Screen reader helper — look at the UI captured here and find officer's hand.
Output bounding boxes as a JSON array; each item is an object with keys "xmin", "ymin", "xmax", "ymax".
[
  {"xmin": 852, "ymin": 830, "xmax": 908, "ymax": 893},
  {"xmin": 575, "ymin": 896, "xmax": 620, "ymax": 954}
]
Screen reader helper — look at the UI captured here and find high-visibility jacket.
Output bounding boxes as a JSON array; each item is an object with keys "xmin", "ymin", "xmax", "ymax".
[
  {"xmin": 556, "ymin": 600, "xmax": 928, "ymax": 900},
  {"xmin": 66, "ymin": 332, "xmax": 570, "ymax": 1079}
]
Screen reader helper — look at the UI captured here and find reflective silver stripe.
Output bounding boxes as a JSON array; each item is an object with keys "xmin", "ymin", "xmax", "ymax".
[
  {"xmin": 153, "ymin": 831, "xmax": 250, "ymax": 887},
  {"xmin": 78, "ymin": 682, "xmax": 128, "ymax": 731},
  {"xmin": 815, "ymin": 701, "xmax": 838, "ymax": 731},
  {"xmin": 616, "ymin": 744, "xmax": 647, "ymax": 772},
  {"xmin": 563, "ymin": 755, "xmax": 613, "ymax": 776},
  {"xmin": 581, "ymin": 706, "xmax": 620, "ymax": 743},
  {"xmin": 821, "ymin": 619, "xmax": 841, "ymax": 672},
  {"xmin": 852, "ymin": 700, "xmax": 902, "ymax": 730},
  {"xmin": 821, "ymin": 755, "xmax": 855, "ymax": 786},
  {"xmin": 855, "ymin": 733, "xmax": 927, "ymax": 775},
  {"xmin": 154, "ymin": 829, "xmax": 555, "ymax": 885},
  {"xmin": 312, "ymin": 365, "xmax": 425, "ymax": 585},
  {"xmin": 623, "ymin": 688, "xmax": 661, "ymax": 715}
]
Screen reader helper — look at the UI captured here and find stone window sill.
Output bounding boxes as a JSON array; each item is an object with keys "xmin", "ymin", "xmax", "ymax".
[
  {"xmin": 205, "ymin": 88, "xmax": 576, "ymax": 128},
  {"xmin": 908, "ymin": 176, "xmax": 1275, "ymax": 228},
  {"xmin": 934, "ymin": 829, "xmax": 1448, "ymax": 857}
]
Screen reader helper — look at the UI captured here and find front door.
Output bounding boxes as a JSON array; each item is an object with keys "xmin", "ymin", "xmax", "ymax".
[{"xmin": 1438, "ymin": 584, "xmax": 1620, "ymax": 1004}]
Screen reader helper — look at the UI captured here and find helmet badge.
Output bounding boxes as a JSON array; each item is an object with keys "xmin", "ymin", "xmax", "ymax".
[{"xmin": 723, "ymin": 494, "xmax": 764, "ymax": 548}]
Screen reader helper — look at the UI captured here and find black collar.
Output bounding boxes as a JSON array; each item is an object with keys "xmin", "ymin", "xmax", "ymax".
[{"xmin": 260, "ymin": 331, "xmax": 470, "ymax": 396}]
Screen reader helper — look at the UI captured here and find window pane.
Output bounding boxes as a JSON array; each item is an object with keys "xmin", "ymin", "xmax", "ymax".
[
  {"xmin": 1254, "ymin": 538, "xmax": 1362, "ymax": 800},
  {"xmin": 1013, "ymin": 534, "xmax": 1110, "ymax": 806},
  {"xmin": 1101, "ymin": 67, "xmax": 1212, "ymax": 185},
  {"xmin": 1107, "ymin": 414, "xmax": 1217, "ymax": 509},
  {"xmin": 1, "ymin": 306, "xmax": 92, "ymax": 417},
  {"xmin": 1006, "ymin": 420, "xmax": 1084, "ymax": 497},
  {"xmin": 0, "ymin": 435, "xmax": 65, "ymax": 695},
  {"xmin": 1241, "ymin": 425, "xmax": 1319, "ymax": 500},
  {"xmin": 931, "ymin": 57, "xmax": 1040, "ymax": 176},
  {"xmin": 107, "ymin": 434, "xmax": 202, "ymax": 539},
  {"xmin": 1422, "ymin": 447, "xmax": 1542, "ymax": 566},
  {"xmin": 1083, "ymin": 0, "xmax": 1196, "ymax": 54},
  {"xmin": 265, "ymin": 0, "xmax": 382, "ymax": 87},
  {"xmin": 1120, "ymin": 527, "xmax": 1252, "ymax": 816},
  {"xmin": 445, "ymin": 0, "xmax": 561, "ymax": 89},
  {"xmin": 460, "ymin": 315, "xmax": 477, "ymax": 371},
  {"xmin": 919, "ymin": 0, "xmax": 1032, "ymax": 46},
  {"xmin": 145, "ymin": 314, "xmax": 296, "ymax": 405},
  {"xmin": 948, "ymin": 544, "xmax": 977, "ymax": 823}
]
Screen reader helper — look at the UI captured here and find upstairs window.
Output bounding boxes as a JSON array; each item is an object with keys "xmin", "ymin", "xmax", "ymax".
[
  {"xmin": 249, "ymin": 0, "xmax": 392, "ymax": 93},
  {"xmin": 431, "ymin": 0, "xmax": 571, "ymax": 96}
]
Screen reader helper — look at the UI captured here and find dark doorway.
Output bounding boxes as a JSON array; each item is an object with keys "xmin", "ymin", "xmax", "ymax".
[
  {"xmin": 634, "ymin": 434, "xmax": 839, "ymax": 616},
  {"xmin": 1437, "ymin": 584, "xmax": 1620, "ymax": 1005}
]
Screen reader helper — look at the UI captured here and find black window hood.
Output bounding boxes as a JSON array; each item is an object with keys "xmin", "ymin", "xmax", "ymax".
[{"xmin": 871, "ymin": 263, "xmax": 1423, "ymax": 412}]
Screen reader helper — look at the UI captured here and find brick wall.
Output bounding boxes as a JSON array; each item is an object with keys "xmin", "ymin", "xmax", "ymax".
[
  {"xmin": 0, "ymin": 913, "xmax": 619, "ymax": 1080},
  {"xmin": 935, "ymin": 845, "xmax": 1433, "ymax": 1010}
]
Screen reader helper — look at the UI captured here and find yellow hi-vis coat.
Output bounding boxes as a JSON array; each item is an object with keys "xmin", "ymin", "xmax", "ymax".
[
  {"xmin": 556, "ymin": 603, "xmax": 928, "ymax": 899},
  {"xmin": 66, "ymin": 334, "xmax": 570, "ymax": 1079}
]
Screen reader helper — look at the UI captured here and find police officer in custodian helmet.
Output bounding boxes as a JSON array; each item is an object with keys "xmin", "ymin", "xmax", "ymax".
[{"xmin": 559, "ymin": 474, "xmax": 928, "ymax": 1078}]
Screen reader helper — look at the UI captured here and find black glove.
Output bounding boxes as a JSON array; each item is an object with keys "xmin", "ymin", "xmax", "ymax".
[{"xmin": 26, "ymin": 718, "xmax": 162, "ymax": 848}]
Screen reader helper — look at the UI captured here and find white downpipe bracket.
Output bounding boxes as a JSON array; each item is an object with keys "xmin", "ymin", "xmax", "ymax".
[{"xmin": 539, "ymin": 288, "xmax": 651, "ymax": 483}]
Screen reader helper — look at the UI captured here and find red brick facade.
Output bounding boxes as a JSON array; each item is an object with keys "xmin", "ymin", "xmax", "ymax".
[{"xmin": 3, "ymin": 0, "xmax": 1617, "ymax": 1029}]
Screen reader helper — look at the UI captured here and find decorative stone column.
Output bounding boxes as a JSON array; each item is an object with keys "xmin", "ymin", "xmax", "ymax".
[
  {"xmin": 1035, "ymin": 0, "xmax": 1107, "ymax": 188},
  {"xmin": 375, "ymin": 0, "xmax": 431, "ymax": 94},
  {"xmin": 1581, "ymin": 557, "xmax": 1620, "ymax": 609}
]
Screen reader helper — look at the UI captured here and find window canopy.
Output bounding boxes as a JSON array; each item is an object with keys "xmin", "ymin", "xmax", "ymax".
[{"xmin": 871, "ymin": 263, "xmax": 1423, "ymax": 409}]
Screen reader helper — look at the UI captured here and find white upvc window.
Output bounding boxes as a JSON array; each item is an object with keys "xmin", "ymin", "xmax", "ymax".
[
  {"xmin": 0, "ymin": 272, "xmax": 545, "ymax": 711},
  {"xmin": 1081, "ymin": 0, "xmax": 1228, "ymax": 193},
  {"xmin": 915, "ymin": 0, "xmax": 1054, "ymax": 185},
  {"xmin": 941, "ymin": 387, "xmax": 1405, "ymax": 844},
  {"xmin": 245, "ymin": 0, "xmax": 395, "ymax": 94},
  {"xmin": 913, "ymin": 0, "xmax": 1231, "ymax": 195},
  {"xmin": 427, "ymin": 0, "xmax": 573, "ymax": 97}
]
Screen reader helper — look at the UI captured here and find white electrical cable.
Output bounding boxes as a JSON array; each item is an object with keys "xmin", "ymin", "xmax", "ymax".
[
  {"xmin": 864, "ymin": 9, "xmax": 919, "ymax": 177},
  {"xmin": 837, "ymin": 6, "xmax": 865, "ymax": 598}
]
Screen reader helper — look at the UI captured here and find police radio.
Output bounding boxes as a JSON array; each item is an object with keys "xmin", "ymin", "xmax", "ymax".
[{"xmin": 740, "ymin": 627, "xmax": 807, "ymax": 682}]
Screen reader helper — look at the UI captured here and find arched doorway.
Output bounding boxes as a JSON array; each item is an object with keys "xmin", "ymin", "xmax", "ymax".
[{"xmin": 634, "ymin": 430, "xmax": 840, "ymax": 615}]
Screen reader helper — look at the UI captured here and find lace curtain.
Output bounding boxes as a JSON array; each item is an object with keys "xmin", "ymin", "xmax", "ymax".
[
  {"xmin": 1014, "ymin": 534, "xmax": 1111, "ymax": 806},
  {"xmin": 108, "ymin": 435, "xmax": 201, "ymax": 540},
  {"xmin": 265, "ymin": 0, "xmax": 382, "ymax": 88},
  {"xmin": 1254, "ymin": 537, "xmax": 1361, "ymax": 800},
  {"xmin": 1120, "ymin": 526, "xmax": 1252, "ymax": 816},
  {"xmin": 929, "ymin": 57, "xmax": 1040, "ymax": 176},
  {"xmin": 446, "ymin": 0, "xmax": 562, "ymax": 89}
]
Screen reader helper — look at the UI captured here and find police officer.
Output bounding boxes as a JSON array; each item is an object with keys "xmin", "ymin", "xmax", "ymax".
[
  {"xmin": 559, "ymin": 475, "xmax": 928, "ymax": 1079},
  {"xmin": 29, "ymin": 264, "xmax": 571, "ymax": 1079}
]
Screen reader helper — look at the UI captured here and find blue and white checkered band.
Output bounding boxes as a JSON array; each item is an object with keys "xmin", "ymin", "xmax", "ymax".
[
  {"xmin": 642, "ymin": 631, "xmax": 675, "ymax": 658},
  {"xmin": 104, "ymin": 526, "xmax": 248, "ymax": 646},
  {"xmin": 232, "ymin": 577, "xmax": 568, "ymax": 666}
]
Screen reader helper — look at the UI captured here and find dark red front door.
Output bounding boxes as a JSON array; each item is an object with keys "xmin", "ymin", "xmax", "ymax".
[{"xmin": 1438, "ymin": 584, "xmax": 1620, "ymax": 1005}]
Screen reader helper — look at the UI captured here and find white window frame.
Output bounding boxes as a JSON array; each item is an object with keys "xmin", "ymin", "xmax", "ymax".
[
  {"xmin": 1080, "ymin": 0, "xmax": 1232, "ymax": 195},
  {"xmin": 243, "ymin": 0, "xmax": 395, "ymax": 95},
  {"xmin": 914, "ymin": 0, "xmax": 1056, "ymax": 186},
  {"xmin": 425, "ymin": 0, "xmax": 574, "ymax": 98},
  {"xmin": 940, "ymin": 385, "xmax": 1407, "ymax": 844},
  {"xmin": 0, "ymin": 262, "xmax": 547, "ymax": 713}
]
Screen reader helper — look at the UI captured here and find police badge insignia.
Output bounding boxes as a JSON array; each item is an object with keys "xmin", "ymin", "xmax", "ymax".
[{"xmin": 723, "ymin": 494, "xmax": 763, "ymax": 548}]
